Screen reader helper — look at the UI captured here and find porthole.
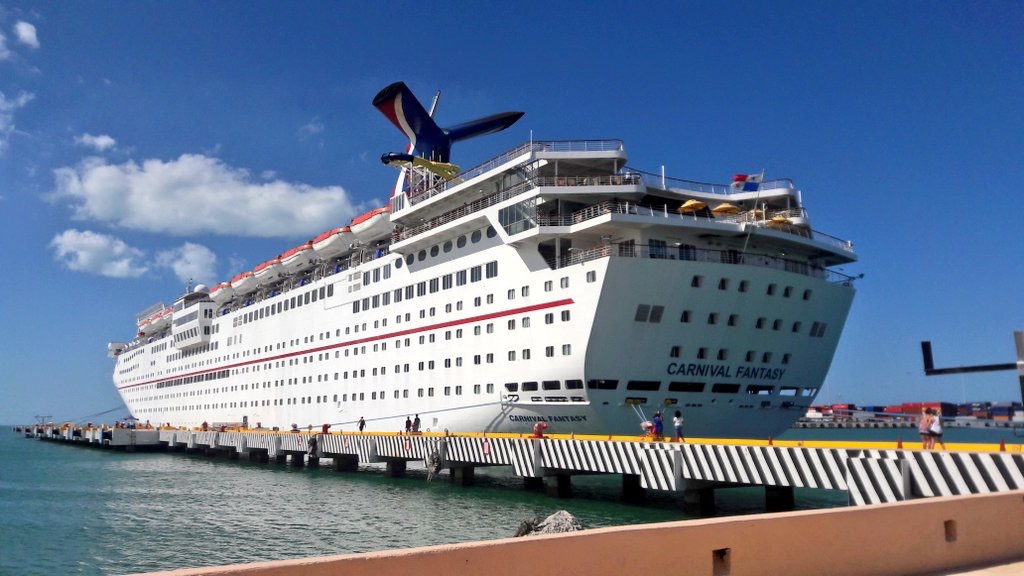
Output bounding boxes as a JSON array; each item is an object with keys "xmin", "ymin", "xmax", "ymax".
[
  {"xmin": 486, "ymin": 226, "xmax": 497, "ymax": 238},
  {"xmin": 471, "ymin": 230, "xmax": 482, "ymax": 243},
  {"xmin": 405, "ymin": 254, "xmax": 414, "ymax": 266},
  {"xmin": 443, "ymin": 240, "xmax": 453, "ymax": 253},
  {"xmin": 430, "ymin": 245, "xmax": 439, "ymax": 257},
  {"xmin": 417, "ymin": 250, "xmax": 427, "ymax": 261},
  {"xmin": 457, "ymin": 236, "xmax": 467, "ymax": 248},
  {"xmin": 395, "ymin": 257, "xmax": 403, "ymax": 269}
]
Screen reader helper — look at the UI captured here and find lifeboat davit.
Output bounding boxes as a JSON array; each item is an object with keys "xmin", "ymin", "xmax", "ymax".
[
  {"xmin": 281, "ymin": 241, "xmax": 318, "ymax": 273},
  {"xmin": 253, "ymin": 257, "xmax": 284, "ymax": 284},
  {"xmin": 209, "ymin": 281, "xmax": 235, "ymax": 304},
  {"xmin": 351, "ymin": 207, "xmax": 391, "ymax": 244},
  {"xmin": 312, "ymin": 226, "xmax": 353, "ymax": 260},
  {"xmin": 230, "ymin": 270, "xmax": 257, "ymax": 294}
]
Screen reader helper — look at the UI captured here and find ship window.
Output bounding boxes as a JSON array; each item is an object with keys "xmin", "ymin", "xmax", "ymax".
[
  {"xmin": 545, "ymin": 346, "xmax": 554, "ymax": 357},
  {"xmin": 486, "ymin": 226, "xmax": 496, "ymax": 238},
  {"xmin": 739, "ymin": 280, "xmax": 749, "ymax": 292},
  {"xmin": 442, "ymin": 274, "xmax": 452, "ymax": 290},
  {"xmin": 728, "ymin": 314, "xmax": 738, "ymax": 326},
  {"xmin": 762, "ymin": 352, "xmax": 773, "ymax": 363},
  {"xmin": 717, "ymin": 349, "xmax": 728, "ymax": 361},
  {"xmin": 428, "ymin": 387, "xmax": 435, "ymax": 397},
  {"xmin": 430, "ymin": 245, "xmax": 439, "ymax": 257},
  {"xmin": 767, "ymin": 284, "xmax": 777, "ymax": 295},
  {"xmin": 471, "ymin": 230, "xmax": 482, "ymax": 243},
  {"xmin": 803, "ymin": 289, "xmax": 812, "ymax": 300},
  {"xmin": 746, "ymin": 385, "xmax": 774, "ymax": 395},
  {"xmin": 635, "ymin": 304, "xmax": 651, "ymax": 322},
  {"xmin": 456, "ymin": 270, "xmax": 467, "ymax": 286},
  {"xmin": 522, "ymin": 349, "xmax": 531, "ymax": 360},
  {"xmin": 745, "ymin": 350, "xmax": 755, "ymax": 362},
  {"xmin": 457, "ymin": 236, "xmax": 467, "ymax": 248},
  {"xmin": 649, "ymin": 306, "xmax": 663, "ymax": 323},
  {"xmin": 560, "ymin": 276, "xmax": 569, "ymax": 288},
  {"xmin": 587, "ymin": 379, "xmax": 618, "ymax": 390},
  {"xmin": 586, "ymin": 270, "xmax": 596, "ymax": 282},
  {"xmin": 443, "ymin": 240, "xmax": 452, "ymax": 253},
  {"xmin": 508, "ymin": 351, "xmax": 516, "ymax": 361},
  {"xmin": 486, "ymin": 261, "xmax": 498, "ymax": 278},
  {"xmin": 626, "ymin": 380, "xmax": 660, "ymax": 391},
  {"xmin": 521, "ymin": 381, "xmax": 538, "ymax": 391},
  {"xmin": 545, "ymin": 313, "xmax": 554, "ymax": 324},
  {"xmin": 471, "ymin": 266, "xmax": 482, "ymax": 282},
  {"xmin": 783, "ymin": 286, "xmax": 793, "ymax": 298},
  {"xmin": 542, "ymin": 380, "xmax": 560, "ymax": 390},
  {"xmin": 508, "ymin": 289, "xmax": 515, "ymax": 300},
  {"xmin": 772, "ymin": 319, "xmax": 782, "ymax": 331},
  {"xmin": 712, "ymin": 383, "xmax": 741, "ymax": 394},
  {"xmin": 395, "ymin": 257, "xmax": 403, "ymax": 269},
  {"xmin": 780, "ymin": 387, "xmax": 798, "ymax": 396},
  {"xmin": 418, "ymin": 250, "xmax": 426, "ymax": 261},
  {"xmin": 718, "ymin": 278, "xmax": 729, "ymax": 290},
  {"xmin": 670, "ymin": 346, "xmax": 681, "ymax": 358},
  {"xmin": 680, "ymin": 310, "xmax": 692, "ymax": 323},
  {"xmin": 697, "ymin": 347, "xmax": 708, "ymax": 359},
  {"xmin": 565, "ymin": 379, "xmax": 583, "ymax": 389},
  {"xmin": 707, "ymin": 313, "xmax": 718, "ymax": 325},
  {"xmin": 691, "ymin": 275, "xmax": 703, "ymax": 288},
  {"xmin": 782, "ymin": 353, "xmax": 791, "ymax": 364},
  {"xmin": 406, "ymin": 254, "xmax": 414, "ymax": 266},
  {"xmin": 545, "ymin": 280, "xmax": 553, "ymax": 292},
  {"xmin": 756, "ymin": 317, "xmax": 766, "ymax": 329},
  {"xmin": 668, "ymin": 381, "xmax": 704, "ymax": 393}
]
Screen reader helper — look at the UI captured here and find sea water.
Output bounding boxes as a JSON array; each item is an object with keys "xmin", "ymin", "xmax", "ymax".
[{"xmin": 4, "ymin": 425, "xmax": 1019, "ymax": 575}]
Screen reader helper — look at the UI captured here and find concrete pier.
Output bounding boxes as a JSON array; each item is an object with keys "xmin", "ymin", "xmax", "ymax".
[{"xmin": 15, "ymin": 425, "xmax": 1024, "ymax": 512}]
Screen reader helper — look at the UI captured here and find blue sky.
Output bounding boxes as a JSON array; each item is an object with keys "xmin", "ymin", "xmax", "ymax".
[{"xmin": 1, "ymin": 1, "xmax": 1021, "ymax": 424}]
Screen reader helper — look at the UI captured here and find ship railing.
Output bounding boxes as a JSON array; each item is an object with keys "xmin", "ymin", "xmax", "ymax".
[
  {"xmin": 396, "ymin": 173, "xmax": 643, "ymax": 243},
  {"xmin": 566, "ymin": 201, "xmax": 854, "ymax": 254},
  {"xmin": 629, "ymin": 168, "xmax": 796, "ymax": 197},
  {"xmin": 551, "ymin": 242, "xmax": 859, "ymax": 286},
  {"xmin": 404, "ymin": 139, "xmax": 626, "ymax": 207}
]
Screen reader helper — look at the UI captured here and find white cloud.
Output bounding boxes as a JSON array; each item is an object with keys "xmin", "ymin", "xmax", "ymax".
[
  {"xmin": 51, "ymin": 154, "xmax": 359, "ymax": 237},
  {"xmin": 50, "ymin": 229, "xmax": 147, "ymax": 278},
  {"xmin": 155, "ymin": 242, "xmax": 217, "ymax": 286},
  {"xmin": 0, "ymin": 32, "xmax": 9, "ymax": 60},
  {"xmin": 14, "ymin": 22, "xmax": 39, "ymax": 50},
  {"xmin": 0, "ymin": 90, "xmax": 34, "ymax": 155},
  {"xmin": 74, "ymin": 133, "xmax": 117, "ymax": 152},
  {"xmin": 298, "ymin": 118, "xmax": 325, "ymax": 140}
]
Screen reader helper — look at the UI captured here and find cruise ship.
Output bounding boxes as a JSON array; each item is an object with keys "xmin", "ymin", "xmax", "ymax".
[{"xmin": 108, "ymin": 82, "xmax": 858, "ymax": 438}]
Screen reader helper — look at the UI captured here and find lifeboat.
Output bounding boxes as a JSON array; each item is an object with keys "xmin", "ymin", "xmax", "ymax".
[
  {"xmin": 351, "ymin": 207, "xmax": 391, "ymax": 244},
  {"xmin": 230, "ymin": 270, "xmax": 257, "ymax": 294},
  {"xmin": 253, "ymin": 257, "xmax": 284, "ymax": 284},
  {"xmin": 147, "ymin": 307, "xmax": 173, "ymax": 332},
  {"xmin": 280, "ymin": 241, "xmax": 318, "ymax": 273},
  {"xmin": 312, "ymin": 226, "xmax": 353, "ymax": 260},
  {"xmin": 209, "ymin": 281, "xmax": 235, "ymax": 304}
]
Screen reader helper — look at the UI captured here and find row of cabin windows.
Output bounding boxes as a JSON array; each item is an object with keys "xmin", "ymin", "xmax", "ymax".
[
  {"xmin": 668, "ymin": 346, "xmax": 791, "ymax": 364},
  {"xmin": 583, "ymin": 380, "xmax": 818, "ymax": 397},
  {"xmin": 354, "ymin": 260, "xmax": 499, "ymax": 313}
]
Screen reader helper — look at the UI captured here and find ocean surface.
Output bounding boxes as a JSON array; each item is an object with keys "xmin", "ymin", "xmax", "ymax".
[{"xmin": 2, "ymin": 425, "xmax": 1020, "ymax": 576}]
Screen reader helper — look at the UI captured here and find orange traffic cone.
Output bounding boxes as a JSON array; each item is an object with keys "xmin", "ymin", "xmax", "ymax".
[
  {"xmin": 999, "ymin": 438, "xmax": 1006, "ymax": 452},
  {"xmin": 897, "ymin": 438, "xmax": 903, "ymax": 449},
  {"xmin": 767, "ymin": 435, "xmax": 773, "ymax": 446}
]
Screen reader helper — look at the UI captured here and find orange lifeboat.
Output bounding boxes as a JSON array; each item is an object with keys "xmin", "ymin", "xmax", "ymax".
[
  {"xmin": 281, "ymin": 241, "xmax": 317, "ymax": 273},
  {"xmin": 312, "ymin": 226, "xmax": 353, "ymax": 260},
  {"xmin": 351, "ymin": 207, "xmax": 391, "ymax": 243}
]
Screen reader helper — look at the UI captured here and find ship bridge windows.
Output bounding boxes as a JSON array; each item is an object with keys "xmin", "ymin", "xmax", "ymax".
[{"xmin": 712, "ymin": 383, "xmax": 741, "ymax": 394}]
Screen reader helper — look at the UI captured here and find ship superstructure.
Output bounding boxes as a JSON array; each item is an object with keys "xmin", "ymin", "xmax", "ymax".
[{"xmin": 109, "ymin": 82, "xmax": 857, "ymax": 438}]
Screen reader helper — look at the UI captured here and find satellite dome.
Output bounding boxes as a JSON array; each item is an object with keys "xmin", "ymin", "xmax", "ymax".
[{"xmin": 193, "ymin": 284, "xmax": 209, "ymax": 293}]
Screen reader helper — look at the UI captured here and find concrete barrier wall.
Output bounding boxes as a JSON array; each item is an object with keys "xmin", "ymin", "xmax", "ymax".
[{"xmin": 135, "ymin": 491, "xmax": 1024, "ymax": 576}]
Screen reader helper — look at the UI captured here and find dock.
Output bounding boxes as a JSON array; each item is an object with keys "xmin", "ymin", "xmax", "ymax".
[{"xmin": 16, "ymin": 424, "xmax": 1024, "ymax": 514}]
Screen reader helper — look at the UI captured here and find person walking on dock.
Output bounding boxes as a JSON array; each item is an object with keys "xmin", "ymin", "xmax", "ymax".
[
  {"xmin": 918, "ymin": 407, "xmax": 932, "ymax": 449},
  {"xmin": 928, "ymin": 409, "xmax": 946, "ymax": 450},
  {"xmin": 358, "ymin": 416, "xmax": 366, "ymax": 433},
  {"xmin": 673, "ymin": 410, "xmax": 685, "ymax": 442},
  {"xmin": 412, "ymin": 414, "xmax": 421, "ymax": 434},
  {"xmin": 652, "ymin": 411, "xmax": 664, "ymax": 441},
  {"xmin": 404, "ymin": 416, "xmax": 412, "ymax": 433}
]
